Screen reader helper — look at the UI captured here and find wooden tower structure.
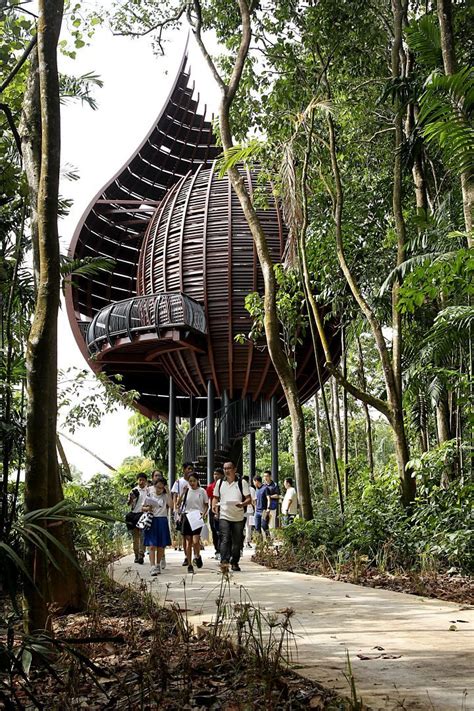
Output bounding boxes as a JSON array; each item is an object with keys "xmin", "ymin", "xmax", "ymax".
[{"xmin": 66, "ymin": 53, "xmax": 340, "ymax": 485}]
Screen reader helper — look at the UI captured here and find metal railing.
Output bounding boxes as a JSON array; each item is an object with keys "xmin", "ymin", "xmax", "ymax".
[
  {"xmin": 183, "ymin": 396, "xmax": 272, "ymax": 466},
  {"xmin": 86, "ymin": 292, "xmax": 207, "ymax": 354}
]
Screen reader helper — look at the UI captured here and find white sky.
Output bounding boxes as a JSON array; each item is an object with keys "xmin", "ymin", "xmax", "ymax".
[{"xmin": 57, "ymin": 22, "xmax": 220, "ymax": 479}]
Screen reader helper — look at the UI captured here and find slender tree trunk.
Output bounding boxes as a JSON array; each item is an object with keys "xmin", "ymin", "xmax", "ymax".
[
  {"xmin": 341, "ymin": 330, "xmax": 349, "ymax": 496},
  {"xmin": 437, "ymin": 0, "xmax": 472, "ymax": 246},
  {"xmin": 23, "ymin": 0, "xmax": 86, "ymax": 631},
  {"xmin": 390, "ymin": 0, "xmax": 415, "ymax": 506},
  {"xmin": 193, "ymin": 0, "xmax": 313, "ymax": 518},
  {"xmin": 314, "ymin": 394, "xmax": 326, "ymax": 481},
  {"xmin": 356, "ymin": 336, "xmax": 375, "ymax": 478},
  {"xmin": 436, "ymin": 396, "xmax": 452, "ymax": 444},
  {"xmin": 417, "ymin": 393, "xmax": 429, "ymax": 453},
  {"xmin": 331, "ymin": 377, "xmax": 343, "ymax": 462}
]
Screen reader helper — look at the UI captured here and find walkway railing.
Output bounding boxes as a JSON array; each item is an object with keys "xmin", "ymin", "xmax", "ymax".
[
  {"xmin": 86, "ymin": 292, "xmax": 207, "ymax": 354},
  {"xmin": 183, "ymin": 397, "xmax": 272, "ymax": 466}
]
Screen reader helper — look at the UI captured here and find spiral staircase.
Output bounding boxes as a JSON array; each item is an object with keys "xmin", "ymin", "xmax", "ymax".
[{"xmin": 183, "ymin": 397, "xmax": 272, "ymax": 475}]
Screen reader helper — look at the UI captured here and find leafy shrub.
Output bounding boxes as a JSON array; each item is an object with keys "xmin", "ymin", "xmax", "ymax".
[{"xmin": 280, "ymin": 449, "xmax": 473, "ymax": 574}]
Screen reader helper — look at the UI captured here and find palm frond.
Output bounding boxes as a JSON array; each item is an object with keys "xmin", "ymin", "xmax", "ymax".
[
  {"xmin": 418, "ymin": 67, "xmax": 474, "ymax": 178},
  {"xmin": 216, "ymin": 139, "xmax": 264, "ymax": 178},
  {"xmin": 60, "ymin": 255, "xmax": 115, "ymax": 287},
  {"xmin": 422, "ymin": 305, "xmax": 474, "ymax": 363},
  {"xmin": 280, "ymin": 142, "xmax": 302, "ymax": 268},
  {"xmin": 379, "ymin": 251, "xmax": 455, "ymax": 295},
  {"xmin": 59, "ymin": 72, "xmax": 104, "ymax": 111},
  {"xmin": 405, "ymin": 14, "xmax": 442, "ymax": 69}
]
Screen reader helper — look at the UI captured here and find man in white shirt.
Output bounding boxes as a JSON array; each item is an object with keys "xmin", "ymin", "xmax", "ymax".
[
  {"xmin": 281, "ymin": 477, "xmax": 298, "ymax": 526},
  {"xmin": 127, "ymin": 473, "xmax": 148, "ymax": 563},
  {"xmin": 212, "ymin": 461, "xmax": 250, "ymax": 573}
]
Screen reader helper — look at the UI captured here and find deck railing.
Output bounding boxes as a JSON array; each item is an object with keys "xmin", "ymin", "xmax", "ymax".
[{"xmin": 86, "ymin": 292, "xmax": 207, "ymax": 354}]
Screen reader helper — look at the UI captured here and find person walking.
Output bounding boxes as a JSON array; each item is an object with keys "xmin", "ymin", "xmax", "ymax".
[
  {"xmin": 213, "ymin": 461, "xmax": 251, "ymax": 573},
  {"xmin": 263, "ymin": 470, "xmax": 280, "ymax": 530},
  {"xmin": 127, "ymin": 472, "xmax": 148, "ymax": 564},
  {"xmin": 178, "ymin": 473, "xmax": 208, "ymax": 574},
  {"xmin": 171, "ymin": 462, "xmax": 194, "ymax": 563},
  {"xmin": 281, "ymin": 477, "xmax": 298, "ymax": 526},
  {"xmin": 143, "ymin": 478, "xmax": 172, "ymax": 576},
  {"xmin": 253, "ymin": 475, "xmax": 270, "ymax": 540},
  {"xmin": 206, "ymin": 466, "xmax": 224, "ymax": 559},
  {"xmin": 242, "ymin": 475, "xmax": 256, "ymax": 548}
]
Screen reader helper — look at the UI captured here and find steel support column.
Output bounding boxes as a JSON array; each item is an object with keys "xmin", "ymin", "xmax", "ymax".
[
  {"xmin": 271, "ymin": 395, "xmax": 279, "ymax": 485},
  {"xmin": 248, "ymin": 431, "xmax": 256, "ymax": 480},
  {"xmin": 189, "ymin": 394, "xmax": 196, "ymax": 430},
  {"xmin": 222, "ymin": 389, "xmax": 230, "ymax": 449},
  {"xmin": 207, "ymin": 380, "xmax": 215, "ymax": 485},
  {"xmin": 168, "ymin": 377, "xmax": 176, "ymax": 488}
]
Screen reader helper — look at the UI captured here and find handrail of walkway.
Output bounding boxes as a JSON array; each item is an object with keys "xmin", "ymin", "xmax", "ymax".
[
  {"xmin": 183, "ymin": 397, "xmax": 272, "ymax": 465},
  {"xmin": 86, "ymin": 292, "xmax": 207, "ymax": 354}
]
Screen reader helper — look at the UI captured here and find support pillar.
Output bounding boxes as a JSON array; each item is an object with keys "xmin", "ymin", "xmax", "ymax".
[
  {"xmin": 222, "ymin": 389, "xmax": 230, "ymax": 448},
  {"xmin": 248, "ymin": 431, "xmax": 256, "ymax": 480},
  {"xmin": 189, "ymin": 395, "xmax": 196, "ymax": 430},
  {"xmin": 271, "ymin": 395, "xmax": 279, "ymax": 486},
  {"xmin": 207, "ymin": 380, "xmax": 215, "ymax": 485},
  {"xmin": 168, "ymin": 377, "xmax": 176, "ymax": 489}
]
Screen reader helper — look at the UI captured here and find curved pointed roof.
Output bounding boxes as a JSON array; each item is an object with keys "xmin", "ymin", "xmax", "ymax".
[{"xmin": 67, "ymin": 51, "xmax": 220, "ymax": 322}]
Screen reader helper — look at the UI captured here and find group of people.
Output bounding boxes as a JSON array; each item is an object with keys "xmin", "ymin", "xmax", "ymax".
[{"xmin": 127, "ymin": 461, "xmax": 299, "ymax": 576}]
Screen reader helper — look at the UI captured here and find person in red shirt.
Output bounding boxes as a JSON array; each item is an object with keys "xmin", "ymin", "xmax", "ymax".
[{"xmin": 206, "ymin": 467, "xmax": 224, "ymax": 559}]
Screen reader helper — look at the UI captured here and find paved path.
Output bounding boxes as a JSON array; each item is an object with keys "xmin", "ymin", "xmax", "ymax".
[{"xmin": 111, "ymin": 547, "xmax": 473, "ymax": 710}]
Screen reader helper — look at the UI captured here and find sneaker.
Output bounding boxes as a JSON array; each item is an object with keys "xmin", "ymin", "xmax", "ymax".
[
  {"xmin": 187, "ymin": 564, "xmax": 194, "ymax": 574},
  {"xmin": 134, "ymin": 555, "xmax": 139, "ymax": 563},
  {"xmin": 182, "ymin": 558, "xmax": 188, "ymax": 566},
  {"xmin": 137, "ymin": 557, "xmax": 144, "ymax": 564},
  {"xmin": 194, "ymin": 556, "xmax": 203, "ymax": 569},
  {"xmin": 161, "ymin": 557, "xmax": 166, "ymax": 570},
  {"xmin": 215, "ymin": 552, "xmax": 221, "ymax": 561},
  {"xmin": 231, "ymin": 563, "xmax": 241, "ymax": 572},
  {"xmin": 151, "ymin": 565, "xmax": 161, "ymax": 576}
]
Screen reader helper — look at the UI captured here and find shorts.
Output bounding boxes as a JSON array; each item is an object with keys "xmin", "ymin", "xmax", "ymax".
[{"xmin": 182, "ymin": 514, "xmax": 202, "ymax": 537}]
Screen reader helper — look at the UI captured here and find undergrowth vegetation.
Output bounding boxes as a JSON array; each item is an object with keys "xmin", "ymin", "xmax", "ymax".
[{"xmin": 258, "ymin": 452, "xmax": 473, "ymax": 591}]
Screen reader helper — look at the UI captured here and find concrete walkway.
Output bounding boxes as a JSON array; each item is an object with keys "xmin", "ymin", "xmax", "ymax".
[{"xmin": 111, "ymin": 547, "xmax": 473, "ymax": 710}]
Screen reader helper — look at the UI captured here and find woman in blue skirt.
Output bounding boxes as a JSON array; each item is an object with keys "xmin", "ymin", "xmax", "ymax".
[{"xmin": 143, "ymin": 478, "xmax": 171, "ymax": 576}]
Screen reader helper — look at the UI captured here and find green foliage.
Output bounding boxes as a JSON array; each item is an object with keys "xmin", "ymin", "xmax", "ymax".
[
  {"xmin": 405, "ymin": 14, "xmax": 443, "ymax": 69},
  {"xmin": 236, "ymin": 266, "xmax": 307, "ymax": 366},
  {"xmin": 59, "ymin": 71, "xmax": 104, "ymax": 110},
  {"xmin": 418, "ymin": 67, "xmax": 474, "ymax": 179},
  {"xmin": 216, "ymin": 140, "xmax": 264, "ymax": 177},
  {"xmin": 58, "ymin": 368, "xmax": 139, "ymax": 434},
  {"xmin": 64, "ymin": 473, "xmax": 128, "ymax": 557},
  {"xmin": 128, "ymin": 414, "xmax": 186, "ymax": 473},
  {"xmin": 280, "ymin": 455, "xmax": 473, "ymax": 574}
]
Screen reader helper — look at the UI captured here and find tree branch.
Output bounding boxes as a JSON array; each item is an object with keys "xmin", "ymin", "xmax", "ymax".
[
  {"xmin": 0, "ymin": 102, "xmax": 22, "ymax": 155},
  {"xmin": 0, "ymin": 33, "xmax": 37, "ymax": 94}
]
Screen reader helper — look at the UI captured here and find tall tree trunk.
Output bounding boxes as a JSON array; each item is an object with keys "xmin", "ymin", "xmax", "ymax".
[
  {"xmin": 390, "ymin": 0, "xmax": 415, "ymax": 506},
  {"xmin": 356, "ymin": 336, "xmax": 375, "ymax": 478},
  {"xmin": 314, "ymin": 394, "xmax": 326, "ymax": 481},
  {"xmin": 193, "ymin": 0, "xmax": 313, "ymax": 519},
  {"xmin": 23, "ymin": 0, "xmax": 85, "ymax": 631},
  {"xmin": 341, "ymin": 330, "xmax": 349, "ymax": 496},
  {"xmin": 303, "ymin": 26, "xmax": 415, "ymax": 506},
  {"xmin": 417, "ymin": 393, "xmax": 429, "ymax": 453},
  {"xmin": 331, "ymin": 377, "xmax": 343, "ymax": 462},
  {"xmin": 436, "ymin": 395, "xmax": 452, "ymax": 444},
  {"xmin": 437, "ymin": 0, "xmax": 472, "ymax": 246}
]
